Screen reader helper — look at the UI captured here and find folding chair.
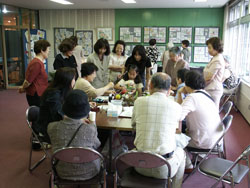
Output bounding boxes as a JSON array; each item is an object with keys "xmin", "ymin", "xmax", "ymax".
[
  {"xmin": 50, "ymin": 147, "xmax": 106, "ymax": 188},
  {"xmin": 198, "ymin": 145, "xmax": 250, "ymax": 188},
  {"xmin": 114, "ymin": 150, "xmax": 172, "ymax": 188},
  {"xmin": 219, "ymin": 101, "xmax": 233, "ymax": 121},
  {"xmin": 183, "ymin": 115, "xmax": 233, "ymax": 182},
  {"xmin": 26, "ymin": 106, "xmax": 49, "ymax": 172},
  {"xmin": 220, "ymin": 78, "xmax": 241, "ymax": 111}
]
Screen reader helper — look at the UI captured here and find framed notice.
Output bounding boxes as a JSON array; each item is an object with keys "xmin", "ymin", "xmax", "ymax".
[
  {"xmin": 119, "ymin": 27, "xmax": 142, "ymax": 43},
  {"xmin": 144, "ymin": 27, "xmax": 167, "ymax": 43},
  {"xmin": 169, "ymin": 27, "xmax": 192, "ymax": 44},
  {"xmin": 193, "ymin": 46, "xmax": 212, "ymax": 63},
  {"xmin": 75, "ymin": 30, "xmax": 93, "ymax": 57},
  {"xmin": 54, "ymin": 27, "xmax": 74, "ymax": 57},
  {"xmin": 125, "ymin": 44, "xmax": 136, "ymax": 57},
  {"xmin": 194, "ymin": 27, "xmax": 220, "ymax": 44},
  {"xmin": 97, "ymin": 28, "xmax": 113, "ymax": 41}
]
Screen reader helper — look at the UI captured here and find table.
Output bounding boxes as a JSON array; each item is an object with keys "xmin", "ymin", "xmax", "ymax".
[{"xmin": 95, "ymin": 109, "xmax": 133, "ymax": 172}]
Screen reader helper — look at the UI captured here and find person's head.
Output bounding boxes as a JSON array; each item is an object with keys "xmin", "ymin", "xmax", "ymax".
[
  {"xmin": 167, "ymin": 42, "xmax": 174, "ymax": 50},
  {"xmin": 62, "ymin": 89, "xmax": 90, "ymax": 119},
  {"xmin": 34, "ymin": 39, "xmax": 51, "ymax": 59},
  {"xmin": 81, "ymin": 62, "xmax": 99, "ymax": 82},
  {"xmin": 149, "ymin": 73, "xmax": 171, "ymax": 95},
  {"xmin": 132, "ymin": 45, "xmax": 147, "ymax": 62},
  {"xmin": 149, "ymin": 39, "xmax": 156, "ymax": 46},
  {"xmin": 181, "ymin": 40, "xmax": 190, "ymax": 48},
  {"xmin": 206, "ymin": 37, "xmax": 223, "ymax": 56},
  {"xmin": 169, "ymin": 47, "xmax": 182, "ymax": 62},
  {"xmin": 94, "ymin": 38, "xmax": 110, "ymax": 56},
  {"xmin": 123, "ymin": 65, "xmax": 141, "ymax": 84},
  {"xmin": 45, "ymin": 67, "xmax": 76, "ymax": 99},
  {"xmin": 58, "ymin": 38, "xmax": 75, "ymax": 57},
  {"xmin": 177, "ymin": 68, "xmax": 189, "ymax": 85},
  {"xmin": 112, "ymin": 40, "xmax": 126, "ymax": 56},
  {"xmin": 69, "ymin": 36, "xmax": 78, "ymax": 47},
  {"xmin": 184, "ymin": 70, "xmax": 205, "ymax": 93}
]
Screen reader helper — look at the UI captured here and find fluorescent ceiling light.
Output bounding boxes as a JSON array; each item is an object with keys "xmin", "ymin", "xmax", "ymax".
[
  {"xmin": 121, "ymin": 0, "xmax": 136, "ymax": 4},
  {"xmin": 194, "ymin": 0, "xmax": 207, "ymax": 2},
  {"xmin": 50, "ymin": 0, "xmax": 73, "ymax": 5},
  {"xmin": 2, "ymin": 7, "xmax": 9, "ymax": 13}
]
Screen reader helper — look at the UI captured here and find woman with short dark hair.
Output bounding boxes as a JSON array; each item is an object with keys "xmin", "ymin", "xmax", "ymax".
[
  {"xmin": 74, "ymin": 62, "xmax": 114, "ymax": 100},
  {"xmin": 19, "ymin": 39, "xmax": 51, "ymax": 107},
  {"xmin": 146, "ymin": 38, "xmax": 160, "ymax": 75},
  {"xmin": 53, "ymin": 38, "xmax": 79, "ymax": 80},
  {"xmin": 109, "ymin": 40, "xmax": 128, "ymax": 82},
  {"xmin": 87, "ymin": 38, "xmax": 111, "ymax": 88},
  {"xmin": 177, "ymin": 70, "xmax": 222, "ymax": 172},
  {"xmin": 203, "ymin": 37, "xmax": 225, "ymax": 109},
  {"xmin": 125, "ymin": 45, "xmax": 151, "ymax": 90}
]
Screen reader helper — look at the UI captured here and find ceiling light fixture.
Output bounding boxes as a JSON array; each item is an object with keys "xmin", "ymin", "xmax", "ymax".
[
  {"xmin": 121, "ymin": 0, "xmax": 136, "ymax": 4},
  {"xmin": 50, "ymin": 0, "xmax": 73, "ymax": 5},
  {"xmin": 2, "ymin": 7, "xmax": 9, "ymax": 13},
  {"xmin": 194, "ymin": 0, "xmax": 207, "ymax": 2}
]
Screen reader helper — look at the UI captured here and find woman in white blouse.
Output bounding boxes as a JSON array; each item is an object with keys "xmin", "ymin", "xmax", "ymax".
[
  {"xmin": 203, "ymin": 37, "xmax": 225, "ymax": 109},
  {"xmin": 109, "ymin": 40, "xmax": 128, "ymax": 83},
  {"xmin": 87, "ymin": 38, "xmax": 111, "ymax": 89}
]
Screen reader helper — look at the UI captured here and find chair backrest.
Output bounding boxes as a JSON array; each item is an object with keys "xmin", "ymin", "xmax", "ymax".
[
  {"xmin": 51, "ymin": 147, "xmax": 104, "ymax": 164},
  {"xmin": 219, "ymin": 101, "xmax": 233, "ymax": 119},
  {"xmin": 222, "ymin": 115, "xmax": 233, "ymax": 133},
  {"xmin": 26, "ymin": 106, "xmax": 40, "ymax": 123},
  {"xmin": 115, "ymin": 150, "xmax": 171, "ymax": 178}
]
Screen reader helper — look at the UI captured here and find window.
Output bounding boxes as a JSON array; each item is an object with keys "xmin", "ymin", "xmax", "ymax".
[{"xmin": 225, "ymin": 0, "xmax": 250, "ymax": 83}]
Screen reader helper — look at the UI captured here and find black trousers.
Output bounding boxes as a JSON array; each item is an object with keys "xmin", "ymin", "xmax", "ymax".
[{"xmin": 26, "ymin": 92, "xmax": 40, "ymax": 107}]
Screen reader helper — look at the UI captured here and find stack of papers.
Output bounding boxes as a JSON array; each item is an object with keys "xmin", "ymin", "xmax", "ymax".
[{"xmin": 119, "ymin": 107, "xmax": 134, "ymax": 118}]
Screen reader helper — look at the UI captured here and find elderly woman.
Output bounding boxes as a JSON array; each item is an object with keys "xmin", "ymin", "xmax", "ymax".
[
  {"xmin": 109, "ymin": 40, "xmax": 128, "ymax": 83},
  {"xmin": 53, "ymin": 38, "xmax": 79, "ymax": 80},
  {"xmin": 161, "ymin": 41, "xmax": 174, "ymax": 73},
  {"xmin": 87, "ymin": 38, "xmax": 111, "ymax": 88},
  {"xmin": 19, "ymin": 39, "xmax": 51, "ymax": 107},
  {"xmin": 74, "ymin": 62, "xmax": 114, "ymax": 101},
  {"xmin": 203, "ymin": 37, "xmax": 225, "ymax": 109},
  {"xmin": 165, "ymin": 46, "xmax": 189, "ymax": 89},
  {"xmin": 48, "ymin": 89, "xmax": 101, "ymax": 181}
]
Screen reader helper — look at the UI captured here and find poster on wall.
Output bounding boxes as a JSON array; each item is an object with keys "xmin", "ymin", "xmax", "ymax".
[
  {"xmin": 119, "ymin": 27, "xmax": 142, "ymax": 43},
  {"xmin": 144, "ymin": 45, "xmax": 166, "ymax": 62},
  {"xmin": 22, "ymin": 29, "xmax": 48, "ymax": 73},
  {"xmin": 97, "ymin": 28, "xmax": 113, "ymax": 41},
  {"xmin": 144, "ymin": 27, "xmax": 167, "ymax": 43},
  {"xmin": 54, "ymin": 28, "xmax": 74, "ymax": 57},
  {"xmin": 193, "ymin": 46, "xmax": 212, "ymax": 63},
  {"xmin": 169, "ymin": 27, "xmax": 192, "ymax": 44},
  {"xmin": 194, "ymin": 27, "xmax": 219, "ymax": 44},
  {"xmin": 75, "ymin": 30, "xmax": 93, "ymax": 57},
  {"xmin": 125, "ymin": 45, "xmax": 136, "ymax": 57}
]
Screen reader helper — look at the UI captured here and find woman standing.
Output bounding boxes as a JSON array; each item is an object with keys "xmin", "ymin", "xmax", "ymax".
[
  {"xmin": 18, "ymin": 39, "xmax": 51, "ymax": 107},
  {"xmin": 70, "ymin": 36, "xmax": 84, "ymax": 77},
  {"xmin": 161, "ymin": 42, "xmax": 174, "ymax": 73},
  {"xmin": 53, "ymin": 38, "xmax": 79, "ymax": 80},
  {"xmin": 125, "ymin": 45, "xmax": 151, "ymax": 90},
  {"xmin": 203, "ymin": 37, "xmax": 225, "ymax": 109},
  {"xmin": 87, "ymin": 38, "xmax": 111, "ymax": 88},
  {"xmin": 109, "ymin": 40, "xmax": 127, "ymax": 83}
]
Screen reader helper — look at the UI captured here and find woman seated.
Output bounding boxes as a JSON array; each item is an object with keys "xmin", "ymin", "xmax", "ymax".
[
  {"xmin": 48, "ymin": 89, "xmax": 101, "ymax": 181},
  {"xmin": 74, "ymin": 62, "xmax": 114, "ymax": 100},
  {"xmin": 34, "ymin": 67, "xmax": 76, "ymax": 142},
  {"xmin": 177, "ymin": 70, "xmax": 222, "ymax": 171},
  {"xmin": 115, "ymin": 64, "xmax": 143, "ymax": 96}
]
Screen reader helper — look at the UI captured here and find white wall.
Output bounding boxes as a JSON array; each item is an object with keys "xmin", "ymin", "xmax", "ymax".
[{"xmin": 39, "ymin": 9, "xmax": 115, "ymax": 73}]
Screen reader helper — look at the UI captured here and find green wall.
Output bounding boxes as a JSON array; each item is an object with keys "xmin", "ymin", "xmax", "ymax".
[{"xmin": 115, "ymin": 8, "xmax": 224, "ymax": 67}]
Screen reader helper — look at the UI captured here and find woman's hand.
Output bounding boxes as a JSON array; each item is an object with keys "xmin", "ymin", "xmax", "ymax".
[
  {"xmin": 89, "ymin": 102, "xmax": 96, "ymax": 108},
  {"xmin": 82, "ymin": 118, "xmax": 90, "ymax": 124},
  {"xmin": 18, "ymin": 86, "xmax": 25, "ymax": 93},
  {"xmin": 179, "ymin": 86, "xmax": 188, "ymax": 95}
]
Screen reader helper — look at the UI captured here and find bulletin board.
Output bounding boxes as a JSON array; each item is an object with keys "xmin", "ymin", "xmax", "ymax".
[
  {"xmin": 177, "ymin": 46, "xmax": 192, "ymax": 63},
  {"xmin": 144, "ymin": 27, "xmax": 167, "ymax": 43},
  {"xmin": 125, "ymin": 44, "xmax": 136, "ymax": 57},
  {"xmin": 97, "ymin": 28, "xmax": 113, "ymax": 41},
  {"xmin": 54, "ymin": 28, "xmax": 74, "ymax": 56},
  {"xmin": 168, "ymin": 27, "xmax": 192, "ymax": 44},
  {"xmin": 194, "ymin": 27, "xmax": 220, "ymax": 44},
  {"xmin": 144, "ymin": 45, "xmax": 166, "ymax": 62},
  {"xmin": 75, "ymin": 30, "xmax": 93, "ymax": 57},
  {"xmin": 119, "ymin": 27, "xmax": 142, "ymax": 43},
  {"xmin": 193, "ymin": 46, "xmax": 212, "ymax": 63}
]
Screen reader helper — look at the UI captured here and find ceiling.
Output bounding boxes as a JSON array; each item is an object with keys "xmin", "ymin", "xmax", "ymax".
[{"xmin": 0, "ymin": 0, "xmax": 229, "ymax": 10}]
